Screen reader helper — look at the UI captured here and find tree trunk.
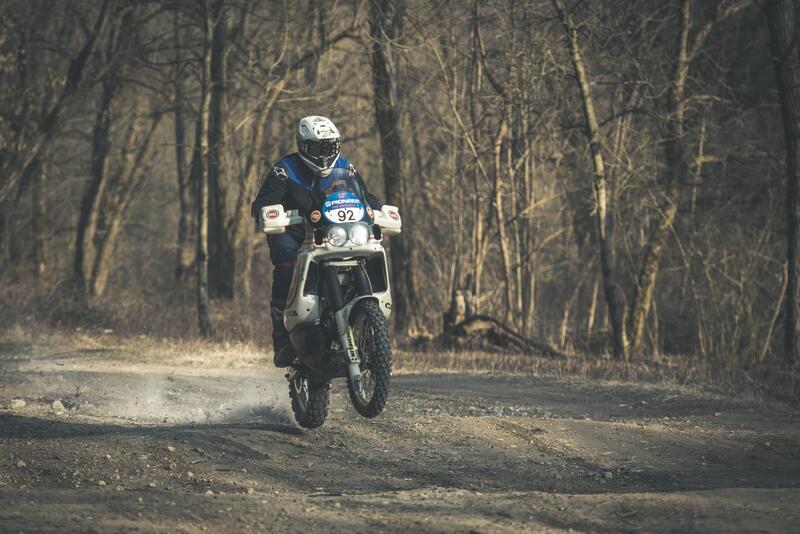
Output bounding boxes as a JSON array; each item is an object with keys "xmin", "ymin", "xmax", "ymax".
[
  {"xmin": 90, "ymin": 114, "xmax": 161, "ymax": 298},
  {"xmin": 587, "ymin": 274, "xmax": 599, "ymax": 334},
  {"xmin": 470, "ymin": 12, "xmax": 493, "ymax": 315},
  {"xmin": 230, "ymin": 79, "xmax": 287, "ymax": 299},
  {"xmin": 75, "ymin": 75, "xmax": 115, "ymax": 293},
  {"xmin": 206, "ymin": 0, "xmax": 235, "ymax": 300},
  {"xmin": 0, "ymin": 211, "xmax": 8, "ymax": 270},
  {"xmin": 523, "ymin": 134, "xmax": 537, "ymax": 337},
  {"xmin": 197, "ymin": 133, "xmax": 212, "ymax": 339},
  {"xmin": 627, "ymin": 0, "xmax": 692, "ymax": 355},
  {"xmin": 552, "ymin": 0, "xmax": 629, "ymax": 359},
  {"xmin": 492, "ymin": 119, "xmax": 515, "ymax": 326},
  {"xmin": 31, "ymin": 160, "xmax": 47, "ymax": 280},
  {"xmin": 369, "ymin": 0, "xmax": 417, "ymax": 336},
  {"xmin": 766, "ymin": 0, "xmax": 800, "ymax": 366},
  {"xmin": 173, "ymin": 10, "xmax": 194, "ymax": 283},
  {"xmin": 196, "ymin": 0, "xmax": 214, "ymax": 338},
  {"xmin": 91, "ymin": 212, "xmax": 123, "ymax": 298}
]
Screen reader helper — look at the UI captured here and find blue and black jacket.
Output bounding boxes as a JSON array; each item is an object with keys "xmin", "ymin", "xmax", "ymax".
[{"xmin": 251, "ymin": 153, "xmax": 381, "ymax": 241}]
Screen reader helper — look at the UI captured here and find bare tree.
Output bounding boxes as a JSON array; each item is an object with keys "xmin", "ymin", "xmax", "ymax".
[
  {"xmin": 0, "ymin": 0, "xmax": 792, "ymax": 380},
  {"xmin": 0, "ymin": 1, "xmax": 109, "ymax": 206},
  {"xmin": 369, "ymin": 0, "xmax": 418, "ymax": 336},
  {"xmin": 626, "ymin": 0, "xmax": 752, "ymax": 354},
  {"xmin": 173, "ymin": 9, "xmax": 195, "ymax": 282},
  {"xmin": 196, "ymin": 0, "xmax": 218, "ymax": 338},
  {"xmin": 552, "ymin": 0, "xmax": 629, "ymax": 359},
  {"xmin": 74, "ymin": 62, "xmax": 116, "ymax": 295},
  {"xmin": 205, "ymin": 0, "xmax": 235, "ymax": 300},
  {"xmin": 766, "ymin": 0, "xmax": 799, "ymax": 366}
]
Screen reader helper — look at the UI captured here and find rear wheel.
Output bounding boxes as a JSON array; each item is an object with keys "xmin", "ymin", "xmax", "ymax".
[
  {"xmin": 347, "ymin": 299, "xmax": 391, "ymax": 418},
  {"xmin": 289, "ymin": 376, "xmax": 330, "ymax": 429}
]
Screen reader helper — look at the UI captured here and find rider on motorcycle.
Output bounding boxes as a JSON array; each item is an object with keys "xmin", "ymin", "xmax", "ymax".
[{"xmin": 251, "ymin": 116, "xmax": 382, "ymax": 368}]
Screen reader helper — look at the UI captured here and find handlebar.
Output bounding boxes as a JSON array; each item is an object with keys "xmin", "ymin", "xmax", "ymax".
[{"xmin": 260, "ymin": 204, "xmax": 401, "ymax": 236}]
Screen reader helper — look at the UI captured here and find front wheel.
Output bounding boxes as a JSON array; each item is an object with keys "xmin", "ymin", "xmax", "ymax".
[
  {"xmin": 289, "ymin": 376, "xmax": 330, "ymax": 429},
  {"xmin": 347, "ymin": 299, "xmax": 392, "ymax": 418}
]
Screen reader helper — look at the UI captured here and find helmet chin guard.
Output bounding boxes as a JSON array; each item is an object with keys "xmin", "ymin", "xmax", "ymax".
[{"xmin": 297, "ymin": 116, "xmax": 341, "ymax": 173}]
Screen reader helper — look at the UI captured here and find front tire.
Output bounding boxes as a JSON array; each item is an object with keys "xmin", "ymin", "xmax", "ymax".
[
  {"xmin": 289, "ymin": 377, "xmax": 330, "ymax": 429},
  {"xmin": 347, "ymin": 299, "xmax": 392, "ymax": 418}
]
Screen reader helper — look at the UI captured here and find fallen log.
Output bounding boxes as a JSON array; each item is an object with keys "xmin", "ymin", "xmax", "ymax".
[{"xmin": 441, "ymin": 315, "xmax": 566, "ymax": 359}]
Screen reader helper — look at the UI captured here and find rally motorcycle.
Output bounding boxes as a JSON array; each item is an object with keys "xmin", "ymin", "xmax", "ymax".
[{"xmin": 259, "ymin": 168, "xmax": 401, "ymax": 429}]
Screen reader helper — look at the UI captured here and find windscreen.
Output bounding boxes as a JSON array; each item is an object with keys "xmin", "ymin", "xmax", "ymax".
[{"xmin": 314, "ymin": 168, "xmax": 369, "ymax": 224}]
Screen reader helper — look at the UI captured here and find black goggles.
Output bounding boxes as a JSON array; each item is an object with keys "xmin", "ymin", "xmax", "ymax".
[{"xmin": 304, "ymin": 139, "xmax": 340, "ymax": 159}]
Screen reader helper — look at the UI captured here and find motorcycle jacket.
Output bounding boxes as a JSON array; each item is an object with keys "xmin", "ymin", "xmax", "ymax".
[{"xmin": 251, "ymin": 153, "xmax": 382, "ymax": 241}]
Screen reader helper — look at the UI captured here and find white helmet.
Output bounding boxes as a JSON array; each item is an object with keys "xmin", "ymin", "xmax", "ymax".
[{"xmin": 297, "ymin": 116, "xmax": 341, "ymax": 175}]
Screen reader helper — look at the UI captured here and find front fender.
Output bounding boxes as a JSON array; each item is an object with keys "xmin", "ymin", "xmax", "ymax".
[{"xmin": 334, "ymin": 295, "xmax": 379, "ymax": 336}]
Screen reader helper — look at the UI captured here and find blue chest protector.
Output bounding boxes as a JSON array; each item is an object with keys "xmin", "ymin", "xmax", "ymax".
[{"xmin": 277, "ymin": 153, "xmax": 351, "ymax": 190}]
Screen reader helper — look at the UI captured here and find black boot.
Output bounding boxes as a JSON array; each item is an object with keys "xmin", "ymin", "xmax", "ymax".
[
  {"xmin": 271, "ymin": 299, "xmax": 295, "ymax": 368},
  {"xmin": 273, "ymin": 336, "xmax": 296, "ymax": 368}
]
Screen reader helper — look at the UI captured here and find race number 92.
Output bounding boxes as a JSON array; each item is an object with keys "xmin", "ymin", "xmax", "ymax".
[
  {"xmin": 326, "ymin": 206, "xmax": 364, "ymax": 223},
  {"xmin": 337, "ymin": 209, "xmax": 356, "ymax": 222}
]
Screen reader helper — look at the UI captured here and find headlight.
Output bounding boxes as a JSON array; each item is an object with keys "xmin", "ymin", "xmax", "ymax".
[
  {"xmin": 327, "ymin": 225, "xmax": 348, "ymax": 246},
  {"xmin": 349, "ymin": 223, "xmax": 369, "ymax": 245}
]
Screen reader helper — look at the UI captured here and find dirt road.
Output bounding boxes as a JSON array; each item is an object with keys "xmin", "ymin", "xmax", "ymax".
[{"xmin": 1, "ymin": 338, "xmax": 799, "ymax": 533}]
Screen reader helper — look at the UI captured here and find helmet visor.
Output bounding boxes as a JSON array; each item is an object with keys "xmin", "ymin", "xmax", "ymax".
[{"xmin": 305, "ymin": 139, "xmax": 340, "ymax": 159}]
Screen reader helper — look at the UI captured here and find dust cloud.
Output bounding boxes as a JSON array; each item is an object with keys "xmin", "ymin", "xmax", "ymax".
[{"xmin": 96, "ymin": 371, "xmax": 294, "ymax": 425}]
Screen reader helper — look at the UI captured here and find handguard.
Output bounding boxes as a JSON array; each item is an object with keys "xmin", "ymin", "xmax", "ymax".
[
  {"xmin": 374, "ymin": 205, "xmax": 402, "ymax": 235},
  {"xmin": 259, "ymin": 204, "xmax": 304, "ymax": 234}
]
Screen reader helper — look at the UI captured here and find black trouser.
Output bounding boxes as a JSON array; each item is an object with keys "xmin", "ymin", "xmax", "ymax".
[{"xmin": 267, "ymin": 232, "xmax": 303, "ymax": 350}]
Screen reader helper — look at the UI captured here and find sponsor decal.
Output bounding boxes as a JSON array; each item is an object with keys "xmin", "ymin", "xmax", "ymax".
[
  {"xmin": 389, "ymin": 210, "xmax": 400, "ymax": 221},
  {"xmin": 323, "ymin": 191, "xmax": 365, "ymax": 223},
  {"xmin": 310, "ymin": 210, "xmax": 321, "ymax": 223},
  {"xmin": 266, "ymin": 209, "xmax": 279, "ymax": 220},
  {"xmin": 324, "ymin": 198, "xmax": 362, "ymax": 208}
]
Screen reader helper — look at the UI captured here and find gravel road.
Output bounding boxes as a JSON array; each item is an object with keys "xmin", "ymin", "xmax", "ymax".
[{"xmin": 1, "ymin": 340, "xmax": 798, "ymax": 533}]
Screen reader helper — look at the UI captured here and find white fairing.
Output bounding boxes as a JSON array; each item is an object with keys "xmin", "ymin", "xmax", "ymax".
[
  {"xmin": 373, "ymin": 205, "xmax": 402, "ymax": 235},
  {"xmin": 259, "ymin": 204, "xmax": 303, "ymax": 234},
  {"xmin": 284, "ymin": 241, "xmax": 393, "ymax": 332},
  {"xmin": 260, "ymin": 204, "xmax": 400, "ymax": 332}
]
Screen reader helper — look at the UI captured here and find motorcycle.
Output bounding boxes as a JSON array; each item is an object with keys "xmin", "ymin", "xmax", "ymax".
[{"xmin": 259, "ymin": 168, "xmax": 401, "ymax": 428}]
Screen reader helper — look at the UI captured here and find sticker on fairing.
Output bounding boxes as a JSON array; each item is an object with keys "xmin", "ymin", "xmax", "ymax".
[{"xmin": 322, "ymin": 192, "xmax": 365, "ymax": 223}]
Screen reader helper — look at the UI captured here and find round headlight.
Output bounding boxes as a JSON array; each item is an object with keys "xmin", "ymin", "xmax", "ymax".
[
  {"xmin": 327, "ymin": 225, "xmax": 348, "ymax": 247},
  {"xmin": 349, "ymin": 223, "xmax": 369, "ymax": 245}
]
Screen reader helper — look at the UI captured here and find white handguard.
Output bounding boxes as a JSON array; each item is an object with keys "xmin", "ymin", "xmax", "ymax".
[
  {"xmin": 259, "ymin": 204, "xmax": 304, "ymax": 234},
  {"xmin": 374, "ymin": 205, "xmax": 402, "ymax": 236}
]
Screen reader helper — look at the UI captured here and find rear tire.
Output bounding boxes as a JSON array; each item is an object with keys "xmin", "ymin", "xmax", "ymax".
[
  {"xmin": 347, "ymin": 299, "xmax": 392, "ymax": 418},
  {"xmin": 289, "ymin": 377, "xmax": 330, "ymax": 429}
]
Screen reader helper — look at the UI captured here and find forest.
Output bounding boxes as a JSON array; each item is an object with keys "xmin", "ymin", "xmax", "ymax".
[{"xmin": 1, "ymin": 0, "xmax": 798, "ymax": 386}]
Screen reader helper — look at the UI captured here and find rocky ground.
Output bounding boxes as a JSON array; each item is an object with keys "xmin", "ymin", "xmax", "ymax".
[{"xmin": 0, "ymin": 335, "xmax": 799, "ymax": 533}]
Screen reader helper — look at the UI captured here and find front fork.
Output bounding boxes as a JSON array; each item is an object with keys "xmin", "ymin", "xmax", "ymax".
[{"xmin": 322, "ymin": 264, "xmax": 361, "ymax": 381}]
